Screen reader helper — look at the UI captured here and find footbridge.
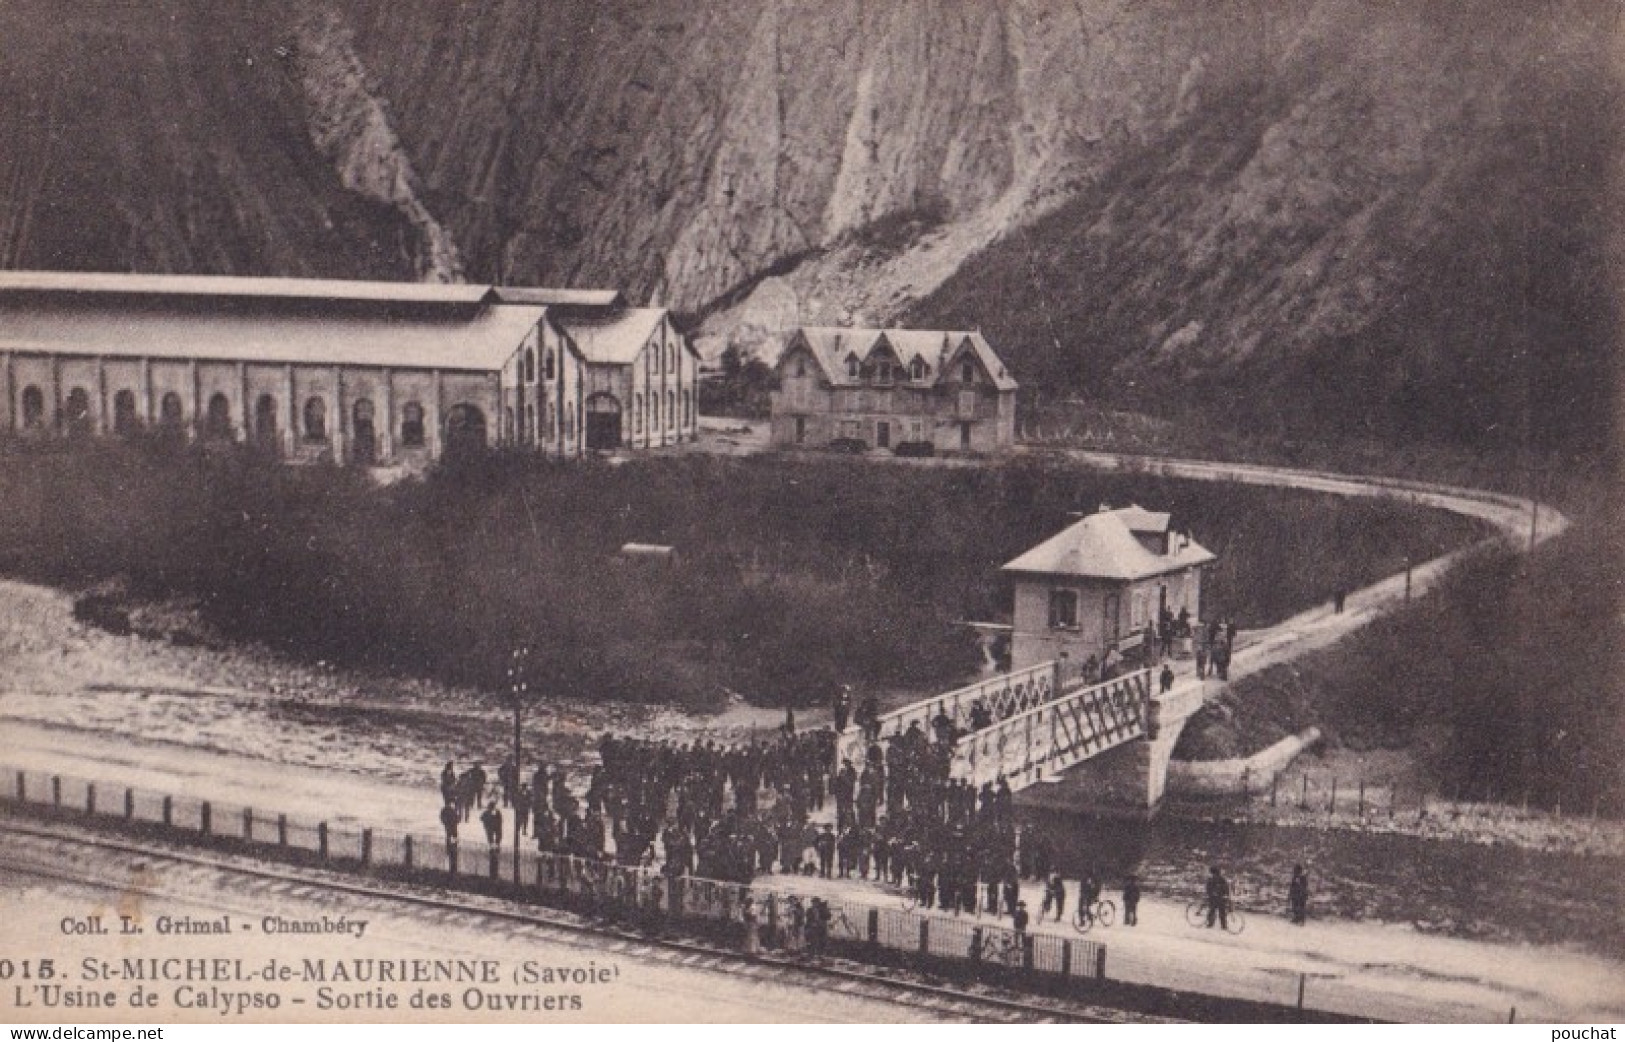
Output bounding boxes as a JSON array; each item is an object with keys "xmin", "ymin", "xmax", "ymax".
[{"xmin": 834, "ymin": 661, "xmax": 1198, "ymax": 814}]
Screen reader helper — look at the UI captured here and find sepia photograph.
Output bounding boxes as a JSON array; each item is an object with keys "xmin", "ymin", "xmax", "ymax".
[{"xmin": 0, "ymin": 0, "xmax": 1621, "ymax": 1027}]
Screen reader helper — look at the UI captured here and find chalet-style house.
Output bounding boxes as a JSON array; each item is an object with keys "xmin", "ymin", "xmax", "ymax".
[{"xmin": 769, "ymin": 327, "xmax": 1017, "ymax": 454}]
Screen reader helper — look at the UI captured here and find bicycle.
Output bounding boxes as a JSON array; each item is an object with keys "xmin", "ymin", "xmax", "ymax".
[
  {"xmin": 1071, "ymin": 898, "xmax": 1116, "ymax": 933},
  {"xmin": 1185, "ymin": 898, "xmax": 1246, "ymax": 934}
]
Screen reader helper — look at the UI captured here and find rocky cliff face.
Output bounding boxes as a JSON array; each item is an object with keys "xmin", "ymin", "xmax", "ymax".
[
  {"xmin": 1, "ymin": 0, "xmax": 1615, "ymax": 453},
  {"xmin": 0, "ymin": 0, "xmax": 419, "ymax": 278},
  {"xmin": 336, "ymin": 0, "xmax": 1298, "ymax": 311}
]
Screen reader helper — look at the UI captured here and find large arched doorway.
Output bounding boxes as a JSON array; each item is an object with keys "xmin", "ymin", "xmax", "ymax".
[
  {"xmin": 254, "ymin": 394, "xmax": 279, "ymax": 451},
  {"xmin": 351, "ymin": 398, "xmax": 377, "ymax": 466},
  {"xmin": 585, "ymin": 393, "xmax": 622, "ymax": 451},
  {"xmin": 63, "ymin": 387, "xmax": 93, "ymax": 436},
  {"xmin": 204, "ymin": 393, "xmax": 233, "ymax": 440},
  {"xmin": 443, "ymin": 403, "xmax": 488, "ymax": 459},
  {"xmin": 113, "ymin": 390, "xmax": 140, "ymax": 435}
]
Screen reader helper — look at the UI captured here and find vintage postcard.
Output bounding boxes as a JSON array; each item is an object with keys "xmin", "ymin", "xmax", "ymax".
[{"xmin": 1, "ymin": 0, "xmax": 1621, "ymax": 1027}]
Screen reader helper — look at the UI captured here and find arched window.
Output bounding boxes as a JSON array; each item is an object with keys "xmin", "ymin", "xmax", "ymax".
[
  {"xmin": 523, "ymin": 404, "xmax": 534, "ymax": 442},
  {"xmin": 20, "ymin": 386, "xmax": 45, "ymax": 429},
  {"xmin": 303, "ymin": 396, "xmax": 328, "ymax": 442},
  {"xmin": 401, "ymin": 402, "xmax": 425, "ymax": 447},
  {"xmin": 683, "ymin": 389, "xmax": 691, "ymax": 425},
  {"xmin": 633, "ymin": 393, "xmax": 643, "ymax": 433},
  {"xmin": 504, "ymin": 406, "xmax": 516, "ymax": 441},
  {"xmin": 113, "ymin": 390, "xmax": 139, "ymax": 435},
  {"xmin": 63, "ymin": 387, "xmax": 93, "ymax": 435},
  {"xmin": 666, "ymin": 390, "xmax": 674, "ymax": 428},
  {"xmin": 204, "ymin": 392, "xmax": 233, "ymax": 439},
  {"xmin": 523, "ymin": 348, "xmax": 536, "ymax": 383},
  {"xmin": 543, "ymin": 350, "xmax": 555, "ymax": 381},
  {"xmin": 646, "ymin": 351, "xmax": 655, "ymax": 376},
  {"xmin": 910, "ymin": 357, "xmax": 926, "ymax": 381},
  {"xmin": 159, "ymin": 393, "xmax": 185, "ymax": 429},
  {"xmin": 546, "ymin": 403, "xmax": 556, "ymax": 441},
  {"xmin": 668, "ymin": 344, "xmax": 677, "ymax": 370}
]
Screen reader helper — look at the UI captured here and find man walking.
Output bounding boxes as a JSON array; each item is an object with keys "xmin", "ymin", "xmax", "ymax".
[{"xmin": 1288, "ymin": 864, "xmax": 1310, "ymax": 925}]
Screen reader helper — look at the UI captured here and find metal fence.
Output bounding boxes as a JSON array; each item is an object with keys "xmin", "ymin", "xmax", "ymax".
[{"xmin": 1, "ymin": 765, "xmax": 1108, "ymax": 991}]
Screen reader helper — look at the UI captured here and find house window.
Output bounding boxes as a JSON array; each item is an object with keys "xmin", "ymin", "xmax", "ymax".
[
  {"xmin": 303, "ymin": 397, "xmax": 328, "ymax": 442},
  {"xmin": 875, "ymin": 362, "xmax": 891, "ymax": 384},
  {"xmin": 910, "ymin": 357, "xmax": 926, "ymax": 381},
  {"xmin": 668, "ymin": 344, "xmax": 677, "ymax": 370},
  {"xmin": 666, "ymin": 390, "xmax": 674, "ymax": 428},
  {"xmin": 524, "ymin": 349, "xmax": 536, "ymax": 383},
  {"xmin": 633, "ymin": 394, "xmax": 643, "ymax": 433},
  {"xmin": 20, "ymin": 385, "xmax": 45, "ymax": 428},
  {"xmin": 962, "ymin": 360, "xmax": 975, "ymax": 383},
  {"xmin": 796, "ymin": 358, "xmax": 806, "ymax": 377},
  {"xmin": 544, "ymin": 350, "xmax": 556, "ymax": 381},
  {"xmin": 846, "ymin": 356, "xmax": 859, "ymax": 378},
  {"xmin": 647, "ymin": 351, "xmax": 655, "ymax": 377},
  {"xmin": 401, "ymin": 402, "xmax": 425, "ymax": 447},
  {"xmin": 1049, "ymin": 589, "xmax": 1079, "ymax": 629}
]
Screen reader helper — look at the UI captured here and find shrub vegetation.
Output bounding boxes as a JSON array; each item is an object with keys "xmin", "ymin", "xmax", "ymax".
[{"xmin": 0, "ymin": 438, "xmax": 1480, "ymax": 710}]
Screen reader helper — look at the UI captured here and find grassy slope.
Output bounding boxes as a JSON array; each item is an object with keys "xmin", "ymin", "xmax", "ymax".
[{"xmin": 1178, "ymin": 487, "xmax": 1625, "ymax": 813}]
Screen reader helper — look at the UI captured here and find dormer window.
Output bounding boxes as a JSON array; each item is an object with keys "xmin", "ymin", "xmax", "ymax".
[
  {"xmin": 847, "ymin": 355, "xmax": 860, "ymax": 378},
  {"xmin": 796, "ymin": 358, "xmax": 806, "ymax": 377},
  {"xmin": 910, "ymin": 357, "xmax": 927, "ymax": 381},
  {"xmin": 961, "ymin": 360, "xmax": 975, "ymax": 383},
  {"xmin": 875, "ymin": 362, "xmax": 892, "ymax": 384}
]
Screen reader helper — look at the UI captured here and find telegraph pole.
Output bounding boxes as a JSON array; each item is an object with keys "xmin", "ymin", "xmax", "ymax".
[{"xmin": 507, "ymin": 646, "xmax": 530, "ymax": 887}]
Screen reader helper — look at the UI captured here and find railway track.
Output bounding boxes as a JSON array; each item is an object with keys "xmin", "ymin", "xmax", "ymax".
[{"xmin": 0, "ymin": 819, "xmax": 1181, "ymax": 1024}]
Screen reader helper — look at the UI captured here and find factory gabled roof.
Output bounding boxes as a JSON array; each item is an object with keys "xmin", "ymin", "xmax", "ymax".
[
  {"xmin": 1002, "ymin": 506, "xmax": 1215, "ymax": 582},
  {"xmin": 561, "ymin": 307, "xmax": 690, "ymax": 366},
  {"xmin": 0, "ymin": 297, "xmax": 550, "ymax": 371}
]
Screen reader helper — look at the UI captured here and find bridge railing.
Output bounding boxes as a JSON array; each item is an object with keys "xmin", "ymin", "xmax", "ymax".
[
  {"xmin": 835, "ymin": 659, "xmax": 1064, "ymax": 765},
  {"xmin": 954, "ymin": 669, "xmax": 1153, "ymax": 791}
]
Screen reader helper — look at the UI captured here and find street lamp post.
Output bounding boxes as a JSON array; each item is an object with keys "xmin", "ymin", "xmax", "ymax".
[{"xmin": 507, "ymin": 646, "xmax": 530, "ymax": 888}]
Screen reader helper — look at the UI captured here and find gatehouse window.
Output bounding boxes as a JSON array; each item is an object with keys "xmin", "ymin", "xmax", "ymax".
[
  {"xmin": 1048, "ymin": 589, "xmax": 1079, "ymax": 630},
  {"xmin": 401, "ymin": 401, "xmax": 425, "ymax": 447},
  {"xmin": 303, "ymin": 396, "xmax": 328, "ymax": 442},
  {"xmin": 524, "ymin": 349, "xmax": 536, "ymax": 383},
  {"xmin": 20, "ymin": 385, "xmax": 45, "ymax": 428}
]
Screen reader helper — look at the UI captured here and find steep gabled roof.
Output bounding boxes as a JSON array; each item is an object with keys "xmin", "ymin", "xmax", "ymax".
[
  {"xmin": 1001, "ymin": 506, "xmax": 1215, "ymax": 582},
  {"xmin": 785, "ymin": 326, "xmax": 1017, "ymax": 391},
  {"xmin": 562, "ymin": 308, "xmax": 679, "ymax": 366}
]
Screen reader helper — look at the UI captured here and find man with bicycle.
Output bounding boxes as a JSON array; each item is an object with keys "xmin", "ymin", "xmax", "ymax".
[{"xmin": 1205, "ymin": 865, "xmax": 1232, "ymax": 930}]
